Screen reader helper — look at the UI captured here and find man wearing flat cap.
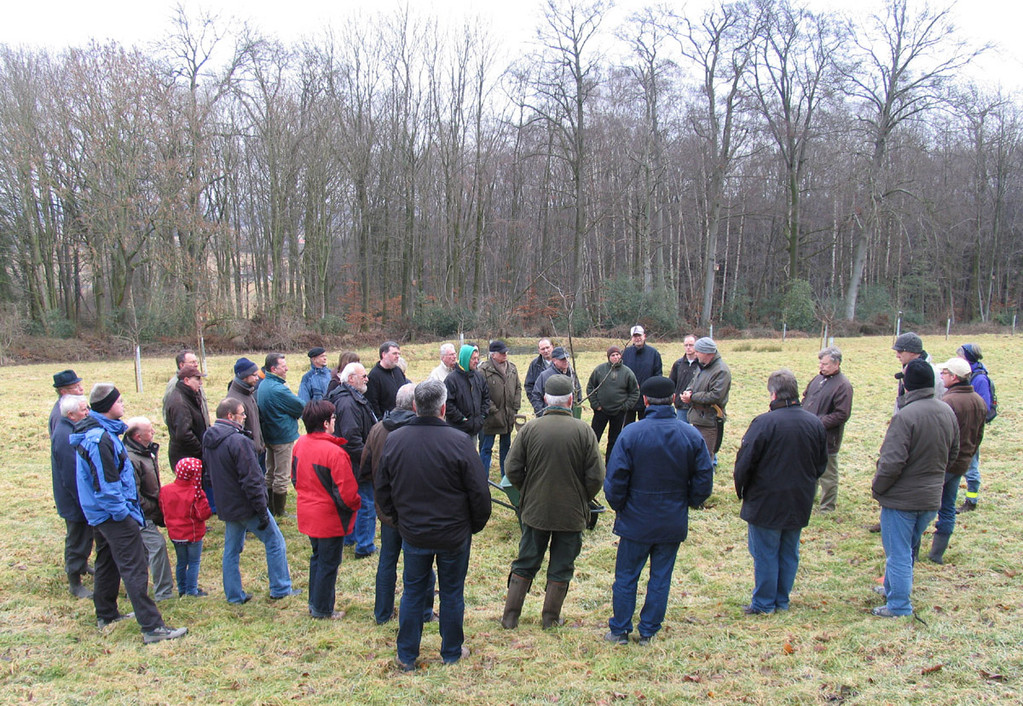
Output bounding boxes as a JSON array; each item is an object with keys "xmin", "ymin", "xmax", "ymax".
[
  {"xmin": 680, "ymin": 337, "xmax": 731, "ymax": 458},
  {"xmin": 871, "ymin": 359, "xmax": 958, "ymax": 617},
  {"xmin": 586, "ymin": 346, "xmax": 639, "ymax": 463},
  {"xmin": 529, "ymin": 347, "xmax": 582, "ymax": 415},
  {"xmin": 298, "ymin": 347, "xmax": 331, "ymax": 404},
  {"xmin": 603, "ymin": 376, "xmax": 712, "ymax": 645},
  {"xmin": 50, "ymin": 369, "xmax": 85, "ymax": 437},
  {"xmin": 479, "ymin": 340, "xmax": 522, "ymax": 478},
  {"xmin": 502, "ymin": 374, "xmax": 605, "ymax": 631},
  {"xmin": 928, "ymin": 358, "xmax": 987, "ymax": 564}
]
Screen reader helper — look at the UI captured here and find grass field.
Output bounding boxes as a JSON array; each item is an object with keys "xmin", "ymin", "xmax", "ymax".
[{"xmin": 1, "ymin": 335, "xmax": 1020, "ymax": 705}]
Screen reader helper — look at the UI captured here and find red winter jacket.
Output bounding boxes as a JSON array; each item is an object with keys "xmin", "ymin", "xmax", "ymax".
[
  {"xmin": 159, "ymin": 478, "xmax": 213, "ymax": 542},
  {"xmin": 291, "ymin": 432, "xmax": 360, "ymax": 538}
]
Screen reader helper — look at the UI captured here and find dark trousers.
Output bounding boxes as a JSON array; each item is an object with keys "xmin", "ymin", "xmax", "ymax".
[
  {"xmin": 591, "ymin": 408, "xmax": 625, "ymax": 463},
  {"xmin": 93, "ymin": 517, "xmax": 164, "ymax": 631},
  {"xmin": 64, "ymin": 519, "xmax": 93, "ymax": 576},
  {"xmin": 308, "ymin": 536, "xmax": 344, "ymax": 617},
  {"xmin": 511, "ymin": 524, "xmax": 583, "ymax": 584},
  {"xmin": 624, "ymin": 408, "xmax": 647, "ymax": 425}
]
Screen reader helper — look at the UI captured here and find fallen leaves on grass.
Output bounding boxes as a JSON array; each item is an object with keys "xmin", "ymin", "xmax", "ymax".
[
  {"xmin": 979, "ymin": 669, "xmax": 1007, "ymax": 682},
  {"xmin": 921, "ymin": 664, "xmax": 942, "ymax": 675}
]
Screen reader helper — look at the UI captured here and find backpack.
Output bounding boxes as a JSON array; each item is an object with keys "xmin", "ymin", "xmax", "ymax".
[{"xmin": 976, "ymin": 371, "xmax": 998, "ymax": 423}]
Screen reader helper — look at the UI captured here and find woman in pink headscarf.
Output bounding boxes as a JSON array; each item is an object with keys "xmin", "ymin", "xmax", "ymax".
[{"xmin": 159, "ymin": 457, "xmax": 212, "ymax": 597}]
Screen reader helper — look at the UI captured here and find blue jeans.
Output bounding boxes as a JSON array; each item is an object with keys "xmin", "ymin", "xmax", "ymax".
[
  {"xmin": 675, "ymin": 408, "xmax": 690, "ymax": 423},
  {"xmin": 935, "ymin": 473, "xmax": 962, "ymax": 536},
  {"xmin": 746, "ymin": 524, "xmax": 802, "ymax": 613},
  {"xmin": 396, "ymin": 539, "xmax": 471, "ymax": 668},
  {"xmin": 222, "ymin": 514, "xmax": 292, "ymax": 602},
  {"xmin": 879, "ymin": 506, "xmax": 936, "ymax": 615},
  {"xmin": 173, "ymin": 540, "xmax": 203, "ymax": 595},
  {"xmin": 375, "ymin": 523, "xmax": 435, "ymax": 624},
  {"xmin": 608, "ymin": 538, "xmax": 680, "ymax": 638},
  {"xmin": 308, "ymin": 536, "xmax": 344, "ymax": 617},
  {"xmin": 964, "ymin": 451, "xmax": 981, "ymax": 498},
  {"xmin": 347, "ymin": 482, "xmax": 377, "ymax": 554},
  {"xmin": 479, "ymin": 433, "xmax": 512, "ymax": 478}
]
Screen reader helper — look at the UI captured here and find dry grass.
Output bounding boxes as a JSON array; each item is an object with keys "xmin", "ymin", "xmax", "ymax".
[{"xmin": 0, "ymin": 335, "xmax": 1020, "ymax": 704}]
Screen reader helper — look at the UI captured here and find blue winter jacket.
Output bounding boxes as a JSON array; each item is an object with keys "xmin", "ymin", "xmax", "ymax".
[
  {"xmin": 968, "ymin": 361, "xmax": 993, "ymax": 411},
  {"xmin": 51, "ymin": 416, "xmax": 86, "ymax": 522},
  {"xmin": 298, "ymin": 365, "xmax": 332, "ymax": 404},
  {"xmin": 604, "ymin": 405, "xmax": 713, "ymax": 543},
  {"xmin": 257, "ymin": 372, "xmax": 304, "ymax": 445},
  {"xmin": 621, "ymin": 345, "xmax": 663, "ymax": 411},
  {"xmin": 69, "ymin": 412, "xmax": 144, "ymax": 527}
]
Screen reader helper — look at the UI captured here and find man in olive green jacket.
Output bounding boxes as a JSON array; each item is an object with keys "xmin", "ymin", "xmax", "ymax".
[
  {"xmin": 501, "ymin": 375, "xmax": 605, "ymax": 630},
  {"xmin": 479, "ymin": 340, "xmax": 522, "ymax": 478}
]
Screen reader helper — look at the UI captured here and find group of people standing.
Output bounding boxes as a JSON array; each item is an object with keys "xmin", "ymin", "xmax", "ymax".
[{"xmin": 46, "ymin": 330, "xmax": 995, "ymax": 665}]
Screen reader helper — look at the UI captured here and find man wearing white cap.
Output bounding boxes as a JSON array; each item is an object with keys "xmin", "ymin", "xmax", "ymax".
[
  {"xmin": 929, "ymin": 358, "xmax": 986, "ymax": 564},
  {"xmin": 622, "ymin": 326, "xmax": 662, "ymax": 425}
]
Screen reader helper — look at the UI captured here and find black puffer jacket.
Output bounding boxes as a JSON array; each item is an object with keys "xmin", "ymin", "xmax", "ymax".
[
  {"xmin": 444, "ymin": 366, "xmax": 490, "ymax": 436},
  {"xmin": 203, "ymin": 419, "xmax": 267, "ymax": 522}
]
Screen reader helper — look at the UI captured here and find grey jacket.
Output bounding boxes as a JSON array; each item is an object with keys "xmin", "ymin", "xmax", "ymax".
[{"xmin": 872, "ymin": 388, "xmax": 959, "ymax": 512}]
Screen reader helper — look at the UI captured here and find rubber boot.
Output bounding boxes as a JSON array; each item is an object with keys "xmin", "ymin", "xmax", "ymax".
[
  {"xmin": 273, "ymin": 492, "xmax": 288, "ymax": 517},
  {"xmin": 68, "ymin": 573, "xmax": 93, "ymax": 599},
  {"xmin": 541, "ymin": 581, "xmax": 569, "ymax": 629},
  {"xmin": 501, "ymin": 573, "xmax": 532, "ymax": 629},
  {"xmin": 928, "ymin": 532, "xmax": 951, "ymax": 564}
]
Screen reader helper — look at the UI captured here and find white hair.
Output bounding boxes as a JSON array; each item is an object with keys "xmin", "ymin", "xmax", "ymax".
[
  {"xmin": 340, "ymin": 362, "xmax": 366, "ymax": 383},
  {"xmin": 439, "ymin": 343, "xmax": 455, "ymax": 357},
  {"xmin": 60, "ymin": 394, "xmax": 87, "ymax": 417},
  {"xmin": 544, "ymin": 392, "xmax": 573, "ymax": 408}
]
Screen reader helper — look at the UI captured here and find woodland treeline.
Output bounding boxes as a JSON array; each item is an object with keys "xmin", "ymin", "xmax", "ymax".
[{"xmin": 1, "ymin": 0, "xmax": 1020, "ymax": 344}]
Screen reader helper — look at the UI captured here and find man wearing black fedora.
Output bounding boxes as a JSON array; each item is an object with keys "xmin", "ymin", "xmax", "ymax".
[{"xmin": 49, "ymin": 369, "xmax": 84, "ymax": 437}]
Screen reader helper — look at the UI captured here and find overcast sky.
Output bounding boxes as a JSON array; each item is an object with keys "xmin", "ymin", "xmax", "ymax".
[{"xmin": 3, "ymin": 0, "xmax": 1021, "ymax": 91}]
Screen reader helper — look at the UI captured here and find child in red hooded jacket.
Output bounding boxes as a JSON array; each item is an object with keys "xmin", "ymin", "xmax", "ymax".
[{"xmin": 160, "ymin": 457, "xmax": 212, "ymax": 596}]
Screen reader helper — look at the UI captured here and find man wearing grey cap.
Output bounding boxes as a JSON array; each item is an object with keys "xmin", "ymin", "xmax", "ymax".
[
  {"xmin": 680, "ymin": 337, "xmax": 731, "ymax": 458},
  {"xmin": 529, "ymin": 346, "xmax": 582, "ymax": 415},
  {"xmin": 502, "ymin": 374, "xmax": 605, "ymax": 630},
  {"xmin": 891, "ymin": 332, "xmax": 944, "ymax": 406}
]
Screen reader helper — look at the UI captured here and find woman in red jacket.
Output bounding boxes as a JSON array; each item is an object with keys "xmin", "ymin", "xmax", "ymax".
[{"xmin": 292, "ymin": 400, "xmax": 361, "ymax": 619}]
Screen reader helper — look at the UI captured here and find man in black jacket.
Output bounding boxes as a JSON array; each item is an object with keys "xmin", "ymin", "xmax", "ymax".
[
  {"xmin": 204, "ymin": 398, "xmax": 298, "ymax": 604},
  {"xmin": 444, "ymin": 344, "xmax": 490, "ymax": 436},
  {"xmin": 668, "ymin": 335, "xmax": 699, "ymax": 422},
  {"xmin": 330, "ymin": 362, "xmax": 378, "ymax": 558},
  {"xmin": 524, "ymin": 338, "xmax": 554, "ymax": 402},
  {"xmin": 734, "ymin": 370, "xmax": 827, "ymax": 615},
  {"xmin": 366, "ymin": 341, "xmax": 409, "ymax": 419},
  {"xmin": 376, "ymin": 379, "xmax": 492, "ymax": 672}
]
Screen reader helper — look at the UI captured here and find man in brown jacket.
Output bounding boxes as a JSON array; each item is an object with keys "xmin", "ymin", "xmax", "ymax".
[
  {"xmin": 501, "ymin": 375, "xmax": 605, "ymax": 630},
  {"xmin": 929, "ymin": 358, "xmax": 987, "ymax": 564},
  {"xmin": 124, "ymin": 417, "xmax": 175, "ymax": 601},
  {"xmin": 479, "ymin": 340, "xmax": 522, "ymax": 479},
  {"xmin": 801, "ymin": 346, "xmax": 853, "ymax": 512}
]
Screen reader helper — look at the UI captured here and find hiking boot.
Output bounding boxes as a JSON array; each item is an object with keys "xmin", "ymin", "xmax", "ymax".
[
  {"xmin": 143, "ymin": 625, "xmax": 188, "ymax": 644},
  {"xmin": 270, "ymin": 588, "xmax": 302, "ymax": 600},
  {"xmin": 311, "ymin": 610, "xmax": 345, "ymax": 620},
  {"xmin": 637, "ymin": 635, "xmax": 653, "ymax": 646},
  {"xmin": 97, "ymin": 613, "xmax": 134, "ymax": 629},
  {"xmin": 956, "ymin": 500, "xmax": 977, "ymax": 514},
  {"xmin": 395, "ymin": 657, "xmax": 415, "ymax": 673},
  {"xmin": 872, "ymin": 585, "xmax": 886, "ymax": 596},
  {"xmin": 742, "ymin": 605, "xmax": 773, "ymax": 615},
  {"xmin": 868, "ymin": 522, "xmax": 881, "ymax": 533},
  {"xmin": 871, "ymin": 606, "xmax": 907, "ymax": 618},
  {"xmin": 443, "ymin": 645, "xmax": 470, "ymax": 665},
  {"xmin": 603, "ymin": 631, "xmax": 628, "ymax": 645}
]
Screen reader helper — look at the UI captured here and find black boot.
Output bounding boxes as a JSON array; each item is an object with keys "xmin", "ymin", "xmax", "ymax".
[
  {"xmin": 541, "ymin": 581, "xmax": 569, "ymax": 629},
  {"xmin": 501, "ymin": 573, "xmax": 532, "ymax": 629},
  {"xmin": 928, "ymin": 532, "xmax": 951, "ymax": 564},
  {"xmin": 273, "ymin": 492, "xmax": 288, "ymax": 518},
  {"xmin": 68, "ymin": 573, "xmax": 93, "ymax": 599}
]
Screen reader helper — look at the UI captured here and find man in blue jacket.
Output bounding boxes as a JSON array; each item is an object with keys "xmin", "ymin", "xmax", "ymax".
[
  {"xmin": 298, "ymin": 347, "xmax": 332, "ymax": 404},
  {"xmin": 621, "ymin": 326, "xmax": 662, "ymax": 425},
  {"xmin": 70, "ymin": 383, "xmax": 186, "ymax": 644},
  {"xmin": 603, "ymin": 377, "xmax": 713, "ymax": 645},
  {"xmin": 51, "ymin": 394, "xmax": 94, "ymax": 598}
]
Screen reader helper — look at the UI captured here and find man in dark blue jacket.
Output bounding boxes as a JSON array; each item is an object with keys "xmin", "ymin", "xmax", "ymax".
[
  {"xmin": 205, "ymin": 397, "xmax": 297, "ymax": 604},
  {"xmin": 51, "ymin": 394, "xmax": 93, "ymax": 598},
  {"xmin": 621, "ymin": 326, "xmax": 662, "ymax": 424},
  {"xmin": 375, "ymin": 379, "xmax": 491, "ymax": 672},
  {"xmin": 603, "ymin": 377, "xmax": 713, "ymax": 645},
  {"xmin": 733, "ymin": 370, "xmax": 827, "ymax": 615}
]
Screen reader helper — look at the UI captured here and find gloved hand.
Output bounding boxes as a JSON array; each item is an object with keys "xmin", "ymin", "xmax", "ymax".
[{"xmin": 257, "ymin": 511, "xmax": 270, "ymax": 531}]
